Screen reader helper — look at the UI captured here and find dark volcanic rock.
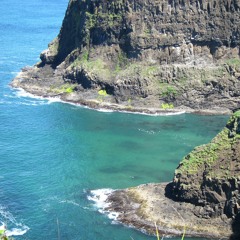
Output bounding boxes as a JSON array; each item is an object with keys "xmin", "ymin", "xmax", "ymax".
[
  {"xmin": 170, "ymin": 111, "xmax": 240, "ymax": 220},
  {"xmin": 12, "ymin": 0, "xmax": 240, "ymax": 113}
]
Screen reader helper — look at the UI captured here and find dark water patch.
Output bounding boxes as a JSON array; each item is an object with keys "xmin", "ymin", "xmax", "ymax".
[{"xmin": 118, "ymin": 140, "xmax": 143, "ymax": 151}]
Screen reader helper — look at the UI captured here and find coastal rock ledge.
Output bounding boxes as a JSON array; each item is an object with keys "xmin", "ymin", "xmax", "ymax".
[
  {"xmin": 12, "ymin": 0, "xmax": 240, "ymax": 114},
  {"xmin": 96, "ymin": 111, "xmax": 240, "ymax": 239}
]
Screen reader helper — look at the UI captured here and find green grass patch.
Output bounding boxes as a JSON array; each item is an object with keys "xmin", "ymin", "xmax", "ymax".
[
  {"xmin": 50, "ymin": 83, "xmax": 76, "ymax": 94},
  {"xmin": 161, "ymin": 103, "xmax": 174, "ymax": 109},
  {"xmin": 97, "ymin": 89, "xmax": 108, "ymax": 102},
  {"xmin": 98, "ymin": 89, "xmax": 108, "ymax": 96},
  {"xmin": 225, "ymin": 58, "xmax": 240, "ymax": 67},
  {"xmin": 233, "ymin": 110, "xmax": 240, "ymax": 118},
  {"xmin": 161, "ymin": 86, "xmax": 177, "ymax": 98}
]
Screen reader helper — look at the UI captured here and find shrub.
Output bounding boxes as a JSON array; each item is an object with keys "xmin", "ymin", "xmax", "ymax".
[{"xmin": 161, "ymin": 103, "xmax": 174, "ymax": 109}]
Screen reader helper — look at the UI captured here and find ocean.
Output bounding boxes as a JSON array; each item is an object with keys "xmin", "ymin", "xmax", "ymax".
[{"xmin": 0, "ymin": 0, "xmax": 229, "ymax": 239}]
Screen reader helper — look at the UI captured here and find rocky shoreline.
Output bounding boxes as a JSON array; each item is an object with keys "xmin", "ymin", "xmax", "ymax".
[
  {"xmin": 11, "ymin": 66, "xmax": 232, "ymax": 116},
  {"xmin": 96, "ymin": 183, "xmax": 231, "ymax": 239}
]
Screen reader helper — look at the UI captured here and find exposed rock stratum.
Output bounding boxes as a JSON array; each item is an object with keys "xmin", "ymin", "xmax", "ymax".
[{"xmin": 12, "ymin": 0, "xmax": 240, "ymax": 113}]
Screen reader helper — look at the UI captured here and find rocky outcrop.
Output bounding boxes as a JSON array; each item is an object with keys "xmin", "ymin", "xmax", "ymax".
[
  {"xmin": 91, "ymin": 111, "xmax": 240, "ymax": 239},
  {"xmin": 170, "ymin": 111, "xmax": 240, "ymax": 219},
  {"xmin": 12, "ymin": 0, "xmax": 240, "ymax": 113}
]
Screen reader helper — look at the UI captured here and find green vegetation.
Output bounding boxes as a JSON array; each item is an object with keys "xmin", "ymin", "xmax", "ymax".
[
  {"xmin": 142, "ymin": 65, "xmax": 158, "ymax": 77},
  {"xmin": 86, "ymin": 12, "xmax": 96, "ymax": 29},
  {"xmin": 70, "ymin": 54, "xmax": 111, "ymax": 80},
  {"xmin": 81, "ymin": 50, "xmax": 89, "ymax": 62},
  {"xmin": 70, "ymin": 51, "xmax": 89, "ymax": 68},
  {"xmin": 48, "ymin": 38, "xmax": 59, "ymax": 55},
  {"xmin": 85, "ymin": 8, "xmax": 123, "ymax": 31},
  {"xmin": 144, "ymin": 27, "xmax": 152, "ymax": 35},
  {"xmin": 161, "ymin": 86, "xmax": 177, "ymax": 99},
  {"xmin": 225, "ymin": 58, "xmax": 240, "ymax": 68},
  {"xmin": 84, "ymin": 59, "xmax": 111, "ymax": 79},
  {"xmin": 97, "ymin": 89, "xmax": 108, "ymax": 102},
  {"xmin": 50, "ymin": 83, "xmax": 76, "ymax": 94},
  {"xmin": 98, "ymin": 89, "xmax": 108, "ymax": 96},
  {"xmin": 115, "ymin": 51, "xmax": 129, "ymax": 73},
  {"xmin": 176, "ymin": 113, "xmax": 240, "ymax": 176},
  {"xmin": 233, "ymin": 110, "xmax": 240, "ymax": 118},
  {"xmin": 161, "ymin": 103, "xmax": 174, "ymax": 109},
  {"xmin": 0, "ymin": 225, "xmax": 13, "ymax": 240}
]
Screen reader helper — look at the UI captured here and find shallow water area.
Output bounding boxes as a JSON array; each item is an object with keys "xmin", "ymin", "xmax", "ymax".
[{"xmin": 0, "ymin": 0, "xmax": 230, "ymax": 239}]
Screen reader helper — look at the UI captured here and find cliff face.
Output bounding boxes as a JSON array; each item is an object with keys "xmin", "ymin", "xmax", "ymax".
[
  {"xmin": 12, "ymin": 0, "xmax": 240, "ymax": 112},
  {"xmin": 170, "ymin": 111, "xmax": 240, "ymax": 219},
  {"xmin": 53, "ymin": 0, "xmax": 240, "ymax": 64}
]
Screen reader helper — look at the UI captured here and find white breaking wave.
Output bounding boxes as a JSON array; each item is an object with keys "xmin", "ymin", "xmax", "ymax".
[
  {"xmin": 0, "ymin": 206, "xmax": 29, "ymax": 237},
  {"xmin": 4, "ymin": 88, "xmax": 61, "ymax": 106},
  {"xmin": 96, "ymin": 108, "xmax": 114, "ymax": 113},
  {"xmin": 87, "ymin": 189, "xmax": 119, "ymax": 221},
  {"xmin": 118, "ymin": 109, "xmax": 186, "ymax": 116},
  {"xmin": 12, "ymin": 87, "xmax": 186, "ymax": 116},
  {"xmin": 15, "ymin": 88, "xmax": 44, "ymax": 100},
  {"xmin": 5, "ymin": 226, "xmax": 29, "ymax": 237}
]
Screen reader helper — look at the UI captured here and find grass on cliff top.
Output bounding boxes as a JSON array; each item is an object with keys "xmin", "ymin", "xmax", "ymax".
[{"xmin": 175, "ymin": 112, "xmax": 240, "ymax": 176}]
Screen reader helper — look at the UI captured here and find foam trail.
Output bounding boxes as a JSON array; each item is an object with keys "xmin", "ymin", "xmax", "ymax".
[
  {"xmin": 15, "ymin": 88, "xmax": 44, "ymax": 99},
  {"xmin": 88, "ymin": 189, "xmax": 119, "ymax": 221},
  {"xmin": 13, "ymin": 87, "xmax": 186, "ymax": 116},
  {"xmin": 14, "ymin": 88, "xmax": 61, "ymax": 105},
  {"xmin": 0, "ymin": 206, "xmax": 29, "ymax": 236},
  {"xmin": 96, "ymin": 108, "xmax": 114, "ymax": 113},
  {"xmin": 5, "ymin": 226, "xmax": 29, "ymax": 237}
]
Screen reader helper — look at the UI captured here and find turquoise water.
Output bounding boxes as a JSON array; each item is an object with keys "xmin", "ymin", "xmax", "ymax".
[{"xmin": 0, "ymin": 0, "xmax": 229, "ymax": 239}]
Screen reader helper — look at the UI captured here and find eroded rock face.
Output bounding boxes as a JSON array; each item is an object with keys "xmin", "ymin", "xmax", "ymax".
[
  {"xmin": 170, "ymin": 111, "xmax": 240, "ymax": 219},
  {"xmin": 52, "ymin": 0, "xmax": 240, "ymax": 64},
  {"xmin": 12, "ymin": 0, "xmax": 240, "ymax": 111}
]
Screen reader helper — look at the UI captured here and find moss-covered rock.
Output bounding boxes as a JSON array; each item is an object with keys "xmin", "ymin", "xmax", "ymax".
[{"xmin": 171, "ymin": 111, "xmax": 240, "ymax": 218}]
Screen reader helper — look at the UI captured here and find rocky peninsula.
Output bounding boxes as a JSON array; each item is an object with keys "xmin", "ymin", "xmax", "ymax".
[
  {"xmin": 12, "ymin": 0, "xmax": 240, "ymax": 114},
  {"xmin": 11, "ymin": 0, "xmax": 240, "ymax": 238}
]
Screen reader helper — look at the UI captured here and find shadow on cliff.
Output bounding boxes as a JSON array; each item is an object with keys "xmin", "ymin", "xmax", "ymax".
[{"xmin": 229, "ymin": 213, "xmax": 240, "ymax": 240}]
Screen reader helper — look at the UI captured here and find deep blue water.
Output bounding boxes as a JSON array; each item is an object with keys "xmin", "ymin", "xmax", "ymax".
[{"xmin": 0, "ymin": 0, "xmax": 229, "ymax": 239}]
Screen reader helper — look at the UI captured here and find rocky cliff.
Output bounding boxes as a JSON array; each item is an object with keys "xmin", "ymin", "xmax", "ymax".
[
  {"xmin": 12, "ymin": 0, "xmax": 240, "ymax": 113},
  {"xmin": 170, "ymin": 111, "xmax": 240, "ymax": 219}
]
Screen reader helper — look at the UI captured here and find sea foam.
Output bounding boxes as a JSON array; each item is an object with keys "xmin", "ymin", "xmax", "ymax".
[
  {"xmin": 87, "ymin": 189, "xmax": 119, "ymax": 221},
  {"xmin": 0, "ymin": 206, "xmax": 29, "ymax": 237}
]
